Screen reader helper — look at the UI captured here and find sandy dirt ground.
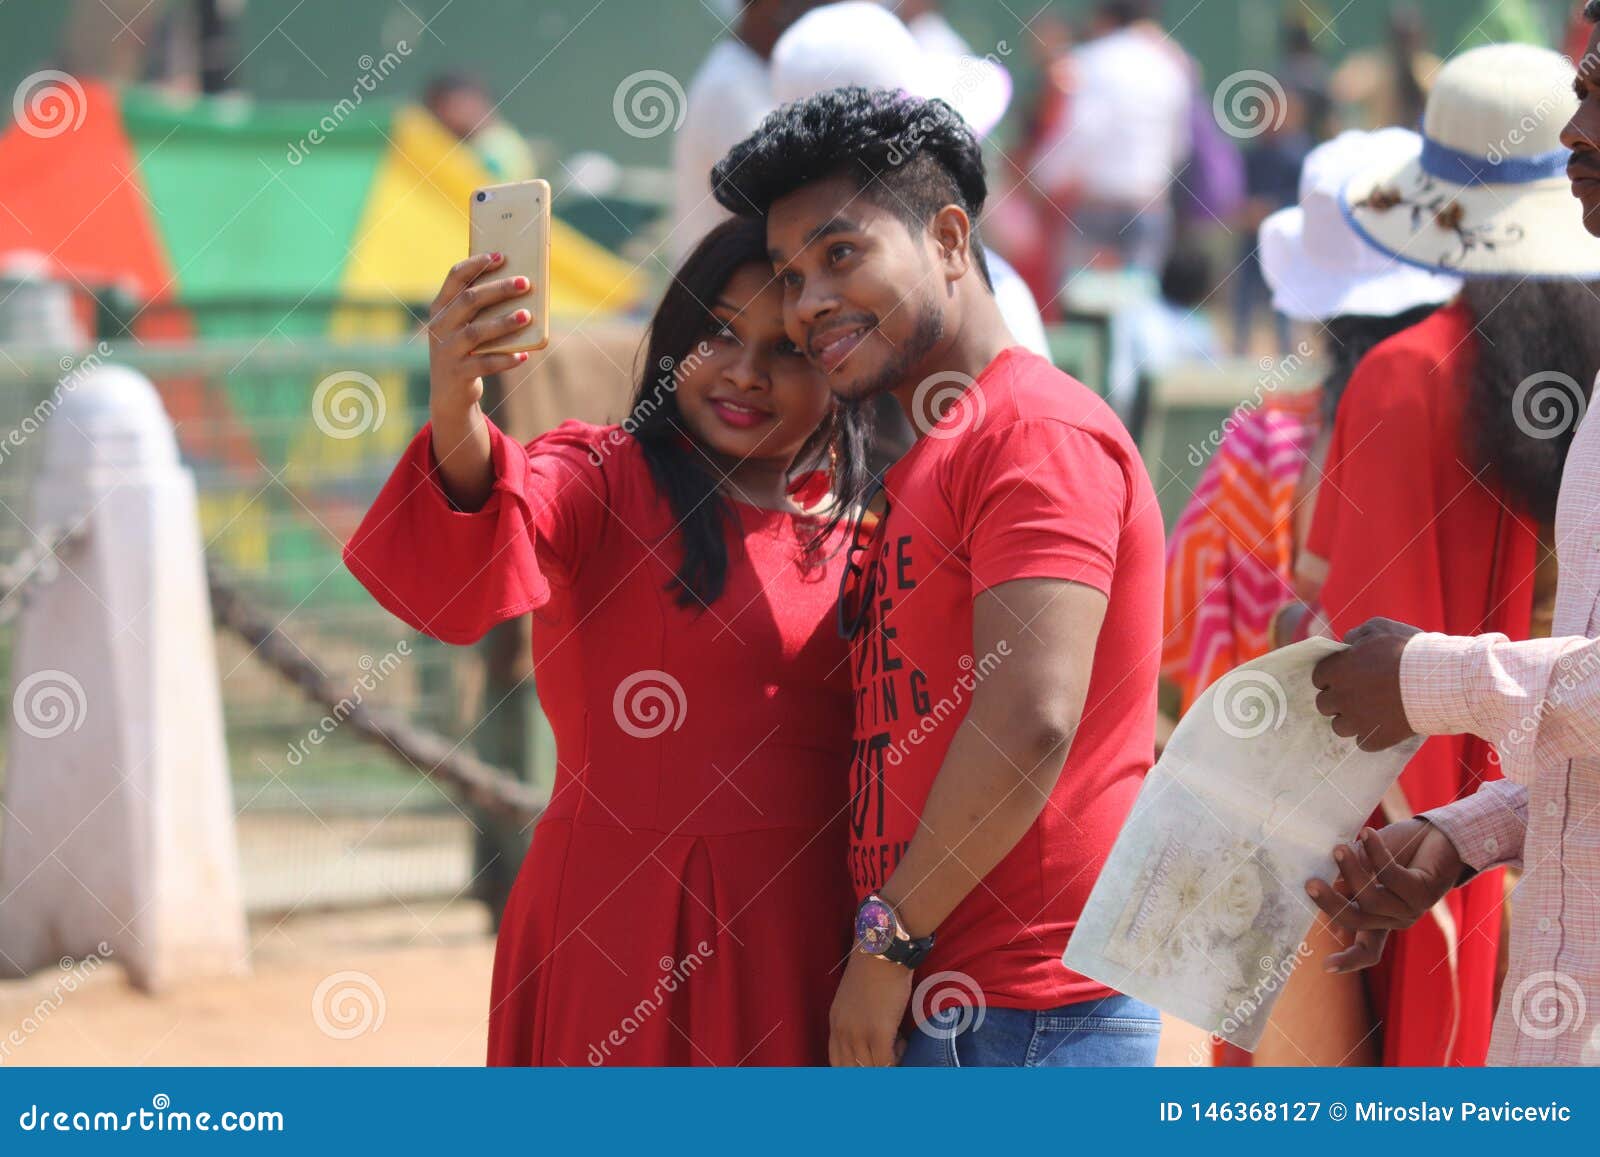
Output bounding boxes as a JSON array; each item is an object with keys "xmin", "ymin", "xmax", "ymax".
[{"xmin": 0, "ymin": 900, "xmax": 1209, "ymax": 1067}]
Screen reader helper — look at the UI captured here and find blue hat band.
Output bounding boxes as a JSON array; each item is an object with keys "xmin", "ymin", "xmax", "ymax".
[{"xmin": 1418, "ymin": 135, "xmax": 1571, "ymax": 186}]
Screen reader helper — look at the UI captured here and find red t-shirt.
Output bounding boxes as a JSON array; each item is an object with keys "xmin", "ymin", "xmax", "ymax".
[{"xmin": 847, "ymin": 347, "xmax": 1164, "ymax": 1010}]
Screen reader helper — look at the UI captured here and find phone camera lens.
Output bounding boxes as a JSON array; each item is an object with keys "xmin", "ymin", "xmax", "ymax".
[{"xmin": 475, "ymin": 191, "xmax": 487, "ymax": 203}]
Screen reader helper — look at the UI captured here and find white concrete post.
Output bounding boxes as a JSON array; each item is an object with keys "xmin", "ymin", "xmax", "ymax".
[{"xmin": 0, "ymin": 362, "xmax": 249, "ymax": 991}]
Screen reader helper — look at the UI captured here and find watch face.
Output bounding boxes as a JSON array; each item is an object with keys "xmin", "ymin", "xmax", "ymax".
[{"xmin": 855, "ymin": 898, "xmax": 895, "ymax": 954}]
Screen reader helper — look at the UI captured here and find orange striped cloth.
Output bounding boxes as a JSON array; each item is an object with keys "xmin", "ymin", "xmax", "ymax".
[{"xmin": 1161, "ymin": 390, "xmax": 1322, "ymax": 713}]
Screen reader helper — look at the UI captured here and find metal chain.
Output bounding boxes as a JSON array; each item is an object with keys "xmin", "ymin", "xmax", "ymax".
[{"xmin": 0, "ymin": 519, "xmax": 89, "ymax": 627}]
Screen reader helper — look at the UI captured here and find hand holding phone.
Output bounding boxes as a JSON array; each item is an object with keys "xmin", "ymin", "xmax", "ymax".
[
  {"xmin": 467, "ymin": 178, "xmax": 551, "ymax": 355},
  {"xmin": 427, "ymin": 252, "xmax": 531, "ymax": 421}
]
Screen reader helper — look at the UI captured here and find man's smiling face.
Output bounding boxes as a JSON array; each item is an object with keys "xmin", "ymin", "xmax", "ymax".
[{"xmin": 765, "ymin": 174, "xmax": 947, "ymax": 402}]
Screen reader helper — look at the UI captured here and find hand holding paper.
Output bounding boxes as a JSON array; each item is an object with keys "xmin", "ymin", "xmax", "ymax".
[
  {"xmin": 1307, "ymin": 818, "xmax": 1465, "ymax": 973},
  {"xmin": 1063, "ymin": 638, "xmax": 1423, "ymax": 1050}
]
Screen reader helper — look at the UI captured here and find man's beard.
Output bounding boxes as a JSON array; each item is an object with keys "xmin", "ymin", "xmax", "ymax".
[{"xmin": 836, "ymin": 295, "xmax": 945, "ymax": 402}]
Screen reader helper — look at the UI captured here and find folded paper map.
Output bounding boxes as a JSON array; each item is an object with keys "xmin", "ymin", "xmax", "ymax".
[{"xmin": 1063, "ymin": 638, "xmax": 1423, "ymax": 1051}]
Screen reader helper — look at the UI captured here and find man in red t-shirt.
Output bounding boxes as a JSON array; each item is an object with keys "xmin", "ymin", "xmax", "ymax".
[{"xmin": 713, "ymin": 88, "xmax": 1166, "ymax": 1066}]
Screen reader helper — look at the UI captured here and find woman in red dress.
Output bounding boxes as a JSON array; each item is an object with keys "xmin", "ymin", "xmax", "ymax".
[{"xmin": 343, "ymin": 218, "xmax": 867, "ymax": 1065}]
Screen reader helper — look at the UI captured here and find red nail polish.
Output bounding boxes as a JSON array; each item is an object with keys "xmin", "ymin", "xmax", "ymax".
[
  {"xmin": 516, "ymin": 277, "xmax": 529, "ymax": 291},
  {"xmin": 490, "ymin": 251, "xmax": 502, "ymax": 261},
  {"xmin": 516, "ymin": 352, "xmax": 529, "ymax": 363}
]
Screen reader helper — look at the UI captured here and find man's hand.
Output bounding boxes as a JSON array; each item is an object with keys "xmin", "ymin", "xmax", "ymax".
[
  {"xmin": 1312, "ymin": 617, "xmax": 1422, "ymax": 751},
  {"xmin": 1304, "ymin": 819, "xmax": 1465, "ymax": 972},
  {"xmin": 828, "ymin": 952, "xmax": 912, "ymax": 1067}
]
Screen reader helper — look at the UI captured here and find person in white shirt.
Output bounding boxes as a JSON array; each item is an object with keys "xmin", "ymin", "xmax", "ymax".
[
  {"xmin": 671, "ymin": 1, "xmax": 818, "ymax": 262},
  {"xmin": 1032, "ymin": 0, "xmax": 1193, "ymax": 276}
]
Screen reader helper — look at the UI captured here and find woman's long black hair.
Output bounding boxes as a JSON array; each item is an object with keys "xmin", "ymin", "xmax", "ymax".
[
  {"xmin": 1319, "ymin": 303, "xmax": 1440, "ymax": 425},
  {"xmin": 629, "ymin": 216, "xmax": 875, "ymax": 607},
  {"xmin": 1461, "ymin": 276, "xmax": 1600, "ymax": 525}
]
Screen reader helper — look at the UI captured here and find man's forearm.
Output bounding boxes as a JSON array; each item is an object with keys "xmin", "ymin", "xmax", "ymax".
[
  {"xmin": 876, "ymin": 717, "xmax": 1069, "ymax": 939},
  {"xmin": 1418, "ymin": 778, "xmax": 1529, "ymax": 873},
  {"xmin": 1402, "ymin": 632, "xmax": 1600, "ymax": 770}
]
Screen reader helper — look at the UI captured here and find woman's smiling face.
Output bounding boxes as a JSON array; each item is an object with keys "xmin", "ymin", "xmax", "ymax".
[{"xmin": 673, "ymin": 262, "xmax": 833, "ymax": 469}]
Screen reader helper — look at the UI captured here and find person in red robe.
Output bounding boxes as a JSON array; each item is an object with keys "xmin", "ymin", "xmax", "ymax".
[
  {"xmin": 1304, "ymin": 300, "xmax": 1523, "ymax": 1065},
  {"xmin": 343, "ymin": 217, "xmax": 871, "ymax": 1065}
]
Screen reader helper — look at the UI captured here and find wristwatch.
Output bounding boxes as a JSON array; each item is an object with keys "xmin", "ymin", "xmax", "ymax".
[{"xmin": 854, "ymin": 894, "xmax": 935, "ymax": 969}]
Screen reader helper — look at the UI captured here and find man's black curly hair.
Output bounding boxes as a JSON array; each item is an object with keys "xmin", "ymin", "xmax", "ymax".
[{"xmin": 711, "ymin": 87, "xmax": 993, "ymax": 288}]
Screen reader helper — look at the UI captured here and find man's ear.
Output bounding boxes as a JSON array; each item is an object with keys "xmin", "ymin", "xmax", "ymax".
[{"xmin": 929, "ymin": 204, "xmax": 973, "ymax": 283}]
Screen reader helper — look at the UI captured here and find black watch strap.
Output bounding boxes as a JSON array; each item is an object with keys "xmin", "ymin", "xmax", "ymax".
[{"xmin": 882, "ymin": 928, "xmax": 935, "ymax": 969}]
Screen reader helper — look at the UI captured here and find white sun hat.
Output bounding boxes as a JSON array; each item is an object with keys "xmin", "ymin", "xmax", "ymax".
[
  {"xmin": 1339, "ymin": 42, "xmax": 1600, "ymax": 279},
  {"xmin": 1259, "ymin": 129, "xmax": 1462, "ymax": 321},
  {"xmin": 769, "ymin": 1, "xmax": 1013, "ymax": 138}
]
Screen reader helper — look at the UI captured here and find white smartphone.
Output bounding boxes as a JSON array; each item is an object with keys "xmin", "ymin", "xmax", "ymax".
[{"xmin": 467, "ymin": 178, "xmax": 551, "ymax": 355}]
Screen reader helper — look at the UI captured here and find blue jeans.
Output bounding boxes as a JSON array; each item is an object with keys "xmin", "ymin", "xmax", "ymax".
[{"xmin": 899, "ymin": 993, "xmax": 1161, "ymax": 1067}]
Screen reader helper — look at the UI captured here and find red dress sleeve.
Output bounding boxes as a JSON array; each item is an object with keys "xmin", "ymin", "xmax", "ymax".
[{"xmin": 343, "ymin": 417, "xmax": 614, "ymax": 645}]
